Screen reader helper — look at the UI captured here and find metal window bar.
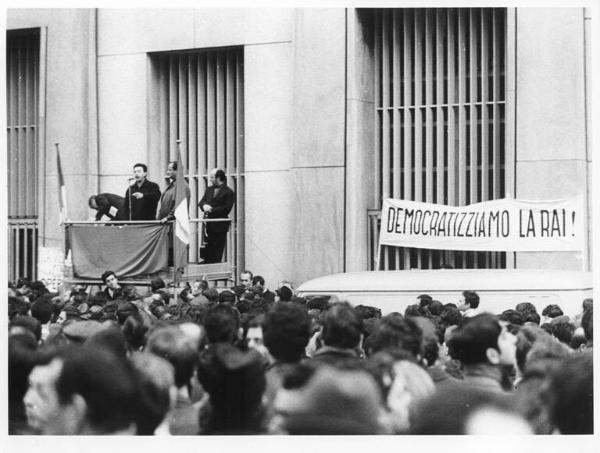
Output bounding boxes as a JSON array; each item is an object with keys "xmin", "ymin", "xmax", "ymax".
[
  {"xmin": 7, "ymin": 30, "xmax": 40, "ymax": 281},
  {"xmin": 373, "ymin": 8, "xmax": 507, "ymax": 270},
  {"xmin": 155, "ymin": 49, "xmax": 244, "ymax": 270}
]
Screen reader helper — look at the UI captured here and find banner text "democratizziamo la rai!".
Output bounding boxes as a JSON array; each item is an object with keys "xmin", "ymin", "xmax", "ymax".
[{"xmin": 379, "ymin": 197, "xmax": 585, "ymax": 252}]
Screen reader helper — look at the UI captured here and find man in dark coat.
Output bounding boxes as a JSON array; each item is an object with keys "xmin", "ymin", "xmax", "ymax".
[
  {"xmin": 122, "ymin": 163, "xmax": 161, "ymax": 221},
  {"xmin": 199, "ymin": 169, "xmax": 235, "ymax": 263},
  {"xmin": 89, "ymin": 193, "xmax": 125, "ymax": 221}
]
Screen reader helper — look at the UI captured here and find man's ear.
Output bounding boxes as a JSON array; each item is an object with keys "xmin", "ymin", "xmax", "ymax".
[
  {"xmin": 486, "ymin": 347, "xmax": 500, "ymax": 365},
  {"xmin": 62, "ymin": 393, "xmax": 87, "ymax": 434}
]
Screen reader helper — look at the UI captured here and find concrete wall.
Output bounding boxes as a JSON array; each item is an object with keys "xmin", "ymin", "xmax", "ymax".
[
  {"xmin": 514, "ymin": 8, "xmax": 590, "ymax": 270},
  {"xmin": 290, "ymin": 9, "xmax": 347, "ymax": 284},
  {"xmin": 8, "ymin": 9, "xmax": 97, "ymax": 248}
]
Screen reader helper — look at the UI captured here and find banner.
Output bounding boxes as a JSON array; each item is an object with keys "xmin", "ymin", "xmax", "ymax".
[
  {"xmin": 68, "ymin": 223, "xmax": 169, "ymax": 278},
  {"xmin": 379, "ymin": 196, "xmax": 585, "ymax": 252}
]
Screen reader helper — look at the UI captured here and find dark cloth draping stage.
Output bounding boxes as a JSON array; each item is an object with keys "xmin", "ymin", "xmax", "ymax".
[{"xmin": 67, "ymin": 223, "xmax": 169, "ymax": 279}]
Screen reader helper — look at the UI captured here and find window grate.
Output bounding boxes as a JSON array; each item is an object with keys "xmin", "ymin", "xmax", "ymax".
[
  {"xmin": 7, "ymin": 29, "xmax": 40, "ymax": 281},
  {"xmin": 153, "ymin": 49, "xmax": 244, "ymax": 268},
  {"xmin": 373, "ymin": 8, "xmax": 508, "ymax": 270}
]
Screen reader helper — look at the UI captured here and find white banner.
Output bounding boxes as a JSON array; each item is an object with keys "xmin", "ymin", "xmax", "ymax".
[{"xmin": 379, "ymin": 196, "xmax": 585, "ymax": 252}]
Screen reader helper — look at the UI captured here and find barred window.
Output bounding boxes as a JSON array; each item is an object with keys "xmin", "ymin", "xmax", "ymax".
[
  {"xmin": 151, "ymin": 48, "xmax": 244, "ymax": 269},
  {"xmin": 7, "ymin": 29, "xmax": 40, "ymax": 281},
  {"xmin": 372, "ymin": 8, "xmax": 509, "ymax": 270}
]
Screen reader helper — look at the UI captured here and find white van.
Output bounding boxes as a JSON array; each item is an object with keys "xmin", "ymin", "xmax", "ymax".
[{"xmin": 297, "ymin": 269, "xmax": 593, "ymax": 317}]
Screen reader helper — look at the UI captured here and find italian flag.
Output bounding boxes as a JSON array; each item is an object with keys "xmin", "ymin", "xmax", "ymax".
[{"xmin": 173, "ymin": 150, "xmax": 190, "ymax": 272}]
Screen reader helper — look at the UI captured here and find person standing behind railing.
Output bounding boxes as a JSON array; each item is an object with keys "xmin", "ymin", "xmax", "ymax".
[
  {"xmin": 199, "ymin": 168, "xmax": 235, "ymax": 264},
  {"xmin": 122, "ymin": 163, "xmax": 161, "ymax": 221}
]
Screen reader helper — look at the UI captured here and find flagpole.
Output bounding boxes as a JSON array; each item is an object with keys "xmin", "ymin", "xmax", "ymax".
[{"xmin": 173, "ymin": 139, "xmax": 181, "ymax": 290}]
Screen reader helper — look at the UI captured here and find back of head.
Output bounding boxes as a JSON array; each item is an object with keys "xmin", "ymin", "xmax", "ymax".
[
  {"xmin": 463, "ymin": 290, "xmax": 480, "ymax": 309},
  {"xmin": 581, "ymin": 306, "xmax": 593, "ymax": 343},
  {"xmin": 541, "ymin": 304, "xmax": 563, "ymax": 319},
  {"xmin": 197, "ymin": 343, "xmax": 266, "ymax": 432},
  {"xmin": 31, "ymin": 295, "xmax": 54, "ymax": 324},
  {"xmin": 545, "ymin": 351, "xmax": 593, "ymax": 434},
  {"xmin": 129, "ymin": 352, "xmax": 175, "ymax": 435},
  {"xmin": 276, "ymin": 285, "xmax": 293, "ymax": 302},
  {"xmin": 365, "ymin": 314, "xmax": 422, "ymax": 359},
  {"xmin": 55, "ymin": 346, "xmax": 139, "ymax": 433},
  {"xmin": 282, "ymin": 365, "xmax": 381, "ymax": 435},
  {"xmin": 86, "ymin": 324, "xmax": 128, "ymax": 358},
  {"xmin": 262, "ymin": 302, "xmax": 311, "ymax": 363},
  {"xmin": 321, "ymin": 303, "xmax": 363, "ymax": 350},
  {"xmin": 515, "ymin": 324, "xmax": 552, "ymax": 373},
  {"xmin": 354, "ymin": 305, "xmax": 382, "ymax": 320},
  {"xmin": 10, "ymin": 316, "xmax": 42, "ymax": 342},
  {"xmin": 146, "ymin": 325, "xmax": 198, "ymax": 388},
  {"xmin": 203, "ymin": 303, "xmax": 240, "ymax": 344},
  {"xmin": 150, "ymin": 277, "xmax": 166, "ymax": 293},
  {"xmin": 447, "ymin": 313, "xmax": 500, "ymax": 365},
  {"xmin": 410, "ymin": 384, "xmax": 525, "ymax": 434}
]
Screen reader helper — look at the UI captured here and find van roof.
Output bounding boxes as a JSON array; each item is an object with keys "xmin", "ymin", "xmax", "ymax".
[{"xmin": 298, "ymin": 269, "xmax": 593, "ymax": 293}]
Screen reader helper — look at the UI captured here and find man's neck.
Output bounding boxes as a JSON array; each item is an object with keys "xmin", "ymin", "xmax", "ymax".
[{"xmin": 136, "ymin": 179, "xmax": 145, "ymax": 187}]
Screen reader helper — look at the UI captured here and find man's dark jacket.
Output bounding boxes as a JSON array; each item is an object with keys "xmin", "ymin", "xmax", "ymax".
[
  {"xmin": 199, "ymin": 184, "xmax": 235, "ymax": 233},
  {"xmin": 94, "ymin": 193, "xmax": 125, "ymax": 221},
  {"xmin": 123, "ymin": 179, "xmax": 161, "ymax": 221}
]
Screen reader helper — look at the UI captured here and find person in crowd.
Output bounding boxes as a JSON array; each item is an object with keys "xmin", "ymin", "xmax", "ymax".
[
  {"xmin": 199, "ymin": 168, "xmax": 235, "ymax": 263},
  {"xmin": 239, "ymin": 270, "xmax": 253, "ymax": 288},
  {"xmin": 261, "ymin": 302, "xmax": 312, "ymax": 415},
  {"xmin": 544, "ymin": 350, "xmax": 593, "ymax": 434},
  {"xmin": 101, "ymin": 270, "xmax": 123, "ymax": 301},
  {"xmin": 157, "ymin": 161, "xmax": 190, "ymax": 223},
  {"xmin": 30, "ymin": 295, "xmax": 54, "ymax": 342},
  {"xmin": 541, "ymin": 304, "xmax": 563, "ymax": 324},
  {"xmin": 123, "ymin": 163, "xmax": 161, "ymax": 221},
  {"xmin": 88, "ymin": 193, "xmax": 125, "ymax": 221},
  {"xmin": 549, "ymin": 316, "xmax": 575, "ymax": 346},
  {"xmin": 23, "ymin": 345, "xmax": 139, "ymax": 434},
  {"xmin": 276, "ymin": 285, "xmax": 293, "ymax": 303},
  {"xmin": 309, "ymin": 302, "xmax": 363, "ymax": 366},
  {"xmin": 274, "ymin": 365, "xmax": 383, "ymax": 435},
  {"xmin": 146, "ymin": 325, "xmax": 200, "ymax": 435},
  {"xmin": 458, "ymin": 290, "xmax": 481, "ymax": 318},
  {"xmin": 129, "ymin": 352, "xmax": 176, "ymax": 435},
  {"xmin": 581, "ymin": 305, "xmax": 593, "ymax": 348},
  {"xmin": 448, "ymin": 313, "xmax": 517, "ymax": 393},
  {"xmin": 9, "ymin": 333, "xmax": 39, "ymax": 434},
  {"xmin": 364, "ymin": 314, "xmax": 422, "ymax": 362},
  {"xmin": 252, "ymin": 275, "xmax": 276, "ymax": 303},
  {"xmin": 384, "ymin": 358, "xmax": 436, "ymax": 433},
  {"xmin": 196, "ymin": 342, "xmax": 267, "ymax": 434},
  {"xmin": 410, "ymin": 385, "xmax": 531, "ymax": 434},
  {"xmin": 10, "ymin": 316, "xmax": 42, "ymax": 344}
]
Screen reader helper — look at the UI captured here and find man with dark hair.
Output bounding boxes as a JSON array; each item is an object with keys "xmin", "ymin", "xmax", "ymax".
[
  {"xmin": 123, "ymin": 163, "xmax": 161, "ymax": 221},
  {"xmin": 448, "ymin": 313, "xmax": 516, "ymax": 393},
  {"xmin": 101, "ymin": 270, "xmax": 122, "ymax": 301},
  {"xmin": 541, "ymin": 304, "xmax": 563, "ymax": 323},
  {"xmin": 199, "ymin": 168, "xmax": 235, "ymax": 263},
  {"xmin": 203, "ymin": 303, "xmax": 241, "ymax": 345},
  {"xmin": 146, "ymin": 325, "xmax": 200, "ymax": 434},
  {"xmin": 364, "ymin": 314, "xmax": 422, "ymax": 361},
  {"xmin": 252, "ymin": 275, "xmax": 276, "ymax": 303},
  {"xmin": 581, "ymin": 306, "xmax": 593, "ymax": 348},
  {"xmin": 263, "ymin": 302, "xmax": 311, "ymax": 365},
  {"xmin": 458, "ymin": 290, "xmax": 480, "ymax": 318},
  {"xmin": 545, "ymin": 351, "xmax": 593, "ymax": 434},
  {"xmin": 310, "ymin": 303, "xmax": 363, "ymax": 366},
  {"xmin": 129, "ymin": 352, "xmax": 175, "ymax": 435},
  {"xmin": 88, "ymin": 193, "xmax": 125, "ymax": 221},
  {"xmin": 157, "ymin": 161, "xmax": 190, "ymax": 223},
  {"xmin": 197, "ymin": 343, "xmax": 267, "ymax": 434},
  {"xmin": 23, "ymin": 346, "xmax": 139, "ymax": 434},
  {"xmin": 30, "ymin": 295, "xmax": 54, "ymax": 342}
]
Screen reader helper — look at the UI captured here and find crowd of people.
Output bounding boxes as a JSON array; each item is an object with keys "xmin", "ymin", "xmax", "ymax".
[{"xmin": 8, "ymin": 270, "xmax": 593, "ymax": 435}]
